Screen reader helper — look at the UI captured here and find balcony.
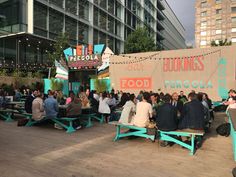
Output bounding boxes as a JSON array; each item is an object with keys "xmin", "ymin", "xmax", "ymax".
[
  {"xmin": 157, "ymin": 30, "xmax": 164, "ymax": 40},
  {"xmin": 156, "ymin": 20, "xmax": 164, "ymax": 30},
  {"xmin": 157, "ymin": 8, "xmax": 165, "ymax": 20},
  {"xmin": 157, "ymin": 0, "xmax": 165, "ymax": 10}
]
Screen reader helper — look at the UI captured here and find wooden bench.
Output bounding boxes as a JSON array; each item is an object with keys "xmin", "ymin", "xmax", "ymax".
[
  {"xmin": 109, "ymin": 121, "xmax": 155, "ymax": 142},
  {"xmin": 0, "ymin": 109, "xmax": 19, "ymax": 122},
  {"xmin": 227, "ymin": 109, "xmax": 236, "ymax": 161},
  {"xmin": 159, "ymin": 129, "xmax": 204, "ymax": 155}
]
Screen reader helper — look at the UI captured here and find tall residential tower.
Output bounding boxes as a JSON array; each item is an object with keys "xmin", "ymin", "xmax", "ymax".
[{"xmin": 195, "ymin": 0, "xmax": 236, "ymax": 48}]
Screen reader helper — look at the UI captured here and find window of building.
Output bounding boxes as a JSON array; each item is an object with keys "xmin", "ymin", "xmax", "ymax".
[
  {"xmin": 65, "ymin": 17, "xmax": 77, "ymax": 42},
  {"xmin": 201, "ymin": 1, "xmax": 207, "ymax": 8},
  {"xmin": 201, "ymin": 31, "xmax": 207, "ymax": 36},
  {"xmin": 49, "ymin": 9, "xmax": 63, "ymax": 39},
  {"xmin": 232, "ymin": 7, "xmax": 236, "ymax": 13},
  {"xmin": 232, "ymin": 38, "xmax": 236, "ymax": 42},
  {"xmin": 216, "ymin": 9, "xmax": 222, "ymax": 14},
  {"xmin": 216, "ymin": 19, "xmax": 222, "ymax": 25},
  {"xmin": 108, "ymin": 0, "xmax": 114, "ymax": 14},
  {"xmin": 216, "ymin": 29, "xmax": 222, "ymax": 34},
  {"xmin": 65, "ymin": 0, "xmax": 77, "ymax": 15},
  {"xmin": 49, "ymin": 0, "xmax": 64, "ymax": 8},
  {"xmin": 200, "ymin": 41, "xmax": 207, "ymax": 45},
  {"xmin": 201, "ymin": 21, "xmax": 207, "ymax": 27},
  {"xmin": 78, "ymin": 22, "xmax": 89, "ymax": 44},
  {"xmin": 215, "ymin": 39, "xmax": 220, "ymax": 44},
  {"xmin": 232, "ymin": 28, "xmax": 236, "ymax": 32},
  {"xmin": 201, "ymin": 11, "xmax": 207, "ymax": 16},
  {"xmin": 232, "ymin": 17, "xmax": 236, "ymax": 23},
  {"xmin": 79, "ymin": 0, "xmax": 89, "ymax": 20},
  {"xmin": 216, "ymin": 0, "xmax": 222, "ymax": 4},
  {"xmin": 34, "ymin": 2, "xmax": 47, "ymax": 37}
]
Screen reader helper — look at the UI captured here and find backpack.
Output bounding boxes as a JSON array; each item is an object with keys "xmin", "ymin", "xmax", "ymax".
[{"xmin": 216, "ymin": 123, "xmax": 230, "ymax": 137}]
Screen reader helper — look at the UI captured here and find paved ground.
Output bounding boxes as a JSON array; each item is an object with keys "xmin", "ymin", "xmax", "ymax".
[{"xmin": 0, "ymin": 112, "xmax": 235, "ymax": 177}]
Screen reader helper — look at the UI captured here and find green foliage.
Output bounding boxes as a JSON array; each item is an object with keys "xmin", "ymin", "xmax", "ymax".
[
  {"xmin": 33, "ymin": 71, "xmax": 43, "ymax": 79},
  {"xmin": 50, "ymin": 78, "xmax": 64, "ymax": 91},
  {"xmin": 31, "ymin": 81, "xmax": 44, "ymax": 91},
  {"xmin": 211, "ymin": 39, "xmax": 232, "ymax": 47},
  {"xmin": 124, "ymin": 27, "xmax": 156, "ymax": 54},
  {"xmin": 48, "ymin": 33, "xmax": 70, "ymax": 65},
  {"xmin": 1, "ymin": 83, "xmax": 14, "ymax": 95},
  {"xmin": 94, "ymin": 79, "xmax": 109, "ymax": 93},
  {"xmin": 0, "ymin": 69, "xmax": 8, "ymax": 76}
]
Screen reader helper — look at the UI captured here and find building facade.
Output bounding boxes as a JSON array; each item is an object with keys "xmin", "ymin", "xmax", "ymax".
[
  {"xmin": 0, "ymin": 0, "xmax": 186, "ymax": 68},
  {"xmin": 195, "ymin": 0, "xmax": 236, "ymax": 48}
]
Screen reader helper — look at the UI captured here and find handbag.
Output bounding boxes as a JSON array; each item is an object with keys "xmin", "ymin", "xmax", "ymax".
[
  {"xmin": 17, "ymin": 118, "xmax": 29, "ymax": 126},
  {"xmin": 216, "ymin": 123, "xmax": 230, "ymax": 137},
  {"xmin": 146, "ymin": 121, "xmax": 157, "ymax": 135}
]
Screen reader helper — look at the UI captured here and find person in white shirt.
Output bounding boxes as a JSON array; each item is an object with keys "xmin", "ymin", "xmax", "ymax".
[
  {"xmin": 98, "ymin": 92, "xmax": 111, "ymax": 123},
  {"xmin": 119, "ymin": 94, "xmax": 136, "ymax": 124},
  {"xmin": 132, "ymin": 92, "xmax": 153, "ymax": 127}
]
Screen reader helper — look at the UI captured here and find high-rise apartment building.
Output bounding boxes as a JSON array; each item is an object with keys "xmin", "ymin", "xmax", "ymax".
[
  {"xmin": 195, "ymin": 0, "xmax": 236, "ymax": 48},
  {"xmin": 0, "ymin": 0, "xmax": 186, "ymax": 67}
]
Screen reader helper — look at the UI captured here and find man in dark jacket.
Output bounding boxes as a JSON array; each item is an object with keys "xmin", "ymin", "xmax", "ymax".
[
  {"xmin": 156, "ymin": 94, "xmax": 178, "ymax": 131},
  {"xmin": 178, "ymin": 92, "xmax": 205, "ymax": 130},
  {"xmin": 24, "ymin": 89, "xmax": 38, "ymax": 113},
  {"xmin": 171, "ymin": 92, "xmax": 183, "ymax": 117}
]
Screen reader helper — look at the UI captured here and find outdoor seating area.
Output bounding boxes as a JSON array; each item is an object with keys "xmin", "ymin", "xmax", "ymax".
[{"xmin": 0, "ymin": 112, "xmax": 235, "ymax": 177}]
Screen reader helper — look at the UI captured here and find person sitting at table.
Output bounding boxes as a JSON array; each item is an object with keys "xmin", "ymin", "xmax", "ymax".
[
  {"xmin": 156, "ymin": 94, "xmax": 178, "ymax": 131},
  {"xmin": 79, "ymin": 92, "xmax": 90, "ymax": 108},
  {"xmin": 119, "ymin": 94, "xmax": 136, "ymax": 124},
  {"xmin": 98, "ymin": 92, "xmax": 111, "ymax": 123},
  {"xmin": 66, "ymin": 97, "xmax": 82, "ymax": 130},
  {"xmin": 44, "ymin": 90, "xmax": 60, "ymax": 129},
  {"xmin": 32, "ymin": 92, "xmax": 45, "ymax": 121},
  {"xmin": 132, "ymin": 92, "xmax": 153, "ymax": 128},
  {"xmin": 178, "ymin": 91, "xmax": 188, "ymax": 104},
  {"xmin": 171, "ymin": 92, "xmax": 183, "ymax": 117},
  {"xmin": 25, "ymin": 89, "xmax": 38, "ymax": 113},
  {"xmin": 178, "ymin": 92, "xmax": 205, "ymax": 130},
  {"xmin": 66, "ymin": 91, "xmax": 75, "ymax": 105}
]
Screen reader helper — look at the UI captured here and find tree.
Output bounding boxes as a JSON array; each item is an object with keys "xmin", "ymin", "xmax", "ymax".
[
  {"xmin": 211, "ymin": 39, "xmax": 232, "ymax": 47},
  {"xmin": 48, "ymin": 33, "xmax": 70, "ymax": 78},
  {"xmin": 48, "ymin": 33, "xmax": 70, "ymax": 64},
  {"xmin": 124, "ymin": 27, "xmax": 156, "ymax": 54}
]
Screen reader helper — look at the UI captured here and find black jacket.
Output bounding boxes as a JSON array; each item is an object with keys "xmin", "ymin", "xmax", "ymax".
[
  {"xmin": 171, "ymin": 101, "xmax": 183, "ymax": 114},
  {"xmin": 178, "ymin": 100, "xmax": 205, "ymax": 130},
  {"xmin": 24, "ymin": 95, "xmax": 35, "ymax": 113},
  {"xmin": 156, "ymin": 103, "xmax": 178, "ymax": 131}
]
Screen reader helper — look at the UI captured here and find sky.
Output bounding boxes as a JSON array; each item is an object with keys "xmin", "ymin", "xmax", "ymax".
[{"xmin": 166, "ymin": 0, "xmax": 195, "ymax": 46}]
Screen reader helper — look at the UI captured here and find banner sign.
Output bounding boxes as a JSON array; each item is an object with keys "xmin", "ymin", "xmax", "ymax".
[
  {"xmin": 110, "ymin": 46, "xmax": 236, "ymax": 100},
  {"xmin": 64, "ymin": 44, "xmax": 105, "ymax": 69}
]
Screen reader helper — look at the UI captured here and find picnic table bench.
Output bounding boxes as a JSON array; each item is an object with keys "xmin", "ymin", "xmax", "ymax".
[
  {"xmin": 22, "ymin": 112, "xmax": 93, "ymax": 133},
  {"xmin": 109, "ymin": 121, "xmax": 205, "ymax": 155},
  {"xmin": 0, "ymin": 109, "xmax": 19, "ymax": 122},
  {"xmin": 109, "ymin": 121, "xmax": 155, "ymax": 141},
  {"xmin": 159, "ymin": 129, "xmax": 204, "ymax": 155},
  {"xmin": 227, "ymin": 109, "xmax": 236, "ymax": 161}
]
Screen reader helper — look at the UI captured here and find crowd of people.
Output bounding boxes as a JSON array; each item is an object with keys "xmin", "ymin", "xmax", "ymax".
[{"xmin": 2, "ymin": 86, "xmax": 236, "ymax": 135}]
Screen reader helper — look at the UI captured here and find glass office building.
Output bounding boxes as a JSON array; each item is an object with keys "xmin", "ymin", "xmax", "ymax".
[{"xmin": 0, "ymin": 0, "xmax": 186, "ymax": 68}]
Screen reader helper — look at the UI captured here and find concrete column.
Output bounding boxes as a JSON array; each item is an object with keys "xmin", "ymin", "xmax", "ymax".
[
  {"xmin": 88, "ymin": 1, "xmax": 94, "ymax": 45},
  {"xmin": 27, "ymin": 0, "xmax": 34, "ymax": 34}
]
